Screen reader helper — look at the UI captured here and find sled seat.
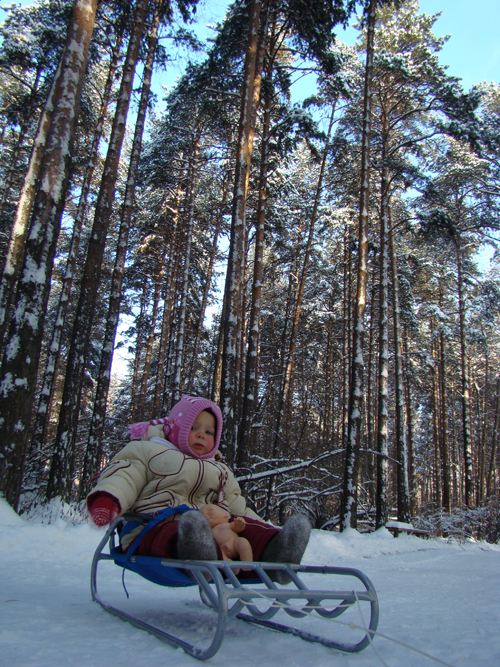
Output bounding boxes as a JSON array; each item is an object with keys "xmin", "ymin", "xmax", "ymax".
[{"xmin": 91, "ymin": 516, "xmax": 380, "ymax": 661}]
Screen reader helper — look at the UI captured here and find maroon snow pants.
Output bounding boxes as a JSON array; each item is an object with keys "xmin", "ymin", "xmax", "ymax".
[{"xmin": 130, "ymin": 514, "xmax": 280, "ymax": 563}]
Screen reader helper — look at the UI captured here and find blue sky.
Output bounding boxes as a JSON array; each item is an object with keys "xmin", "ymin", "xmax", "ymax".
[
  {"xmin": 331, "ymin": 0, "xmax": 499, "ymax": 91},
  {"xmin": 1, "ymin": 1, "xmax": 498, "ymax": 90},
  {"xmin": 416, "ymin": 0, "xmax": 499, "ymax": 89}
]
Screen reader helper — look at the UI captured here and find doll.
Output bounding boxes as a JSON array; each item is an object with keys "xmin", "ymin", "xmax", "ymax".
[{"xmin": 201, "ymin": 504, "xmax": 253, "ymax": 573}]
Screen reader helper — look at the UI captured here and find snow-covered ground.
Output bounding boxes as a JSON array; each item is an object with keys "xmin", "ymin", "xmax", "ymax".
[{"xmin": 1, "ymin": 497, "xmax": 499, "ymax": 667}]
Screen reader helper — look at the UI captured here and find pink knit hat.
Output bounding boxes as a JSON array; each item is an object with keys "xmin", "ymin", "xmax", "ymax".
[{"xmin": 128, "ymin": 395, "xmax": 222, "ymax": 460}]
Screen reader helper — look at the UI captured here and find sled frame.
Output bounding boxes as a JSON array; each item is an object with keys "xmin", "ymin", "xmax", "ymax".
[{"xmin": 91, "ymin": 518, "xmax": 379, "ymax": 661}]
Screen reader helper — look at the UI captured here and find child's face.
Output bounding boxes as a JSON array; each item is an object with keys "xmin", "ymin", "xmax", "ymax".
[{"xmin": 188, "ymin": 410, "xmax": 216, "ymax": 456}]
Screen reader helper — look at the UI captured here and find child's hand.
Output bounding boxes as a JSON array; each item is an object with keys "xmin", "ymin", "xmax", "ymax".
[{"xmin": 88, "ymin": 492, "xmax": 120, "ymax": 527}]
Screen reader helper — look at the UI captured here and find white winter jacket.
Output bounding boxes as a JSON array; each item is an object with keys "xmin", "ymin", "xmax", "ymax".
[{"xmin": 88, "ymin": 439, "xmax": 259, "ymax": 548}]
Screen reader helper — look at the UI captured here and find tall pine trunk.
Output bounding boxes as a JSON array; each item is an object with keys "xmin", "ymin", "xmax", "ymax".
[
  {"xmin": 238, "ymin": 72, "xmax": 273, "ymax": 464},
  {"xmin": 455, "ymin": 235, "xmax": 473, "ymax": 506},
  {"xmin": 486, "ymin": 377, "xmax": 500, "ymax": 497},
  {"xmin": 130, "ymin": 283, "xmax": 149, "ymax": 416},
  {"xmin": 0, "ymin": 0, "xmax": 99, "ymax": 510},
  {"xmin": 29, "ymin": 20, "xmax": 127, "ymax": 464},
  {"xmin": 282, "ymin": 101, "xmax": 336, "ymax": 418},
  {"xmin": 389, "ymin": 206, "xmax": 410, "ymax": 521},
  {"xmin": 0, "ymin": 62, "xmax": 61, "ymax": 349},
  {"xmin": 171, "ymin": 132, "xmax": 201, "ymax": 403},
  {"xmin": 134, "ymin": 242, "xmax": 168, "ymax": 419},
  {"xmin": 220, "ymin": 0, "xmax": 263, "ymax": 458},
  {"xmin": 0, "ymin": 61, "xmax": 43, "ymax": 227},
  {"xmin": 80, "ymin": 0, "xmax": 164, "ymax": 496},
  {"xmin": 340, "ymin": 0, "xmax": 376, "ymax": 530},
  {"xmin": 151, "ymin": 182, "xmax": 184, "ymax": 415},
  {"xmin": 46, "ymin": 0, "xmax": 149, "ymax": 502},
  {"xmin": 186, "ymin": 172, "xmax": 228, "ymax": 393},
  {"xmin": 375, "ymin": 145, "xmax": 390, "ymax": 530},
  {"xmin": 439, "ymin": 328, "xmax": 451, "ymax": 511}
]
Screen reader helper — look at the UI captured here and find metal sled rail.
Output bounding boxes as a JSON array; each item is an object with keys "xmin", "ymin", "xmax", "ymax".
[{"xmin": 91, "ymin": 519, "xmax": 379, "ymax": 661}]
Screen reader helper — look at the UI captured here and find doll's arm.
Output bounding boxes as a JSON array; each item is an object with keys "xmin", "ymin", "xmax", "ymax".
[{"xmin": 230, "ymin": 516, "xmax": 246, "ymax": 533}]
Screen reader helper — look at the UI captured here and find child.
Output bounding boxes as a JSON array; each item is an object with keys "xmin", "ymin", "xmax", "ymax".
[
  {"xmin": 201, "ymin": 504, "xmax": 253, "ymax": 573},
  {"xmin": 87, "ymin": 395, "xmax": 311, "ymax": 582}
]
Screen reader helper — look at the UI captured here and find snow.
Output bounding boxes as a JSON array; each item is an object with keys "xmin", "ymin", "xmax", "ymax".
[{"xmin": 1, "ymin": 496, "xmax": 500, "ymax": 667}]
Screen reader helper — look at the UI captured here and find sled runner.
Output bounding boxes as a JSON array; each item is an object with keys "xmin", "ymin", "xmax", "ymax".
[{"xmin": 90, "ymin": 513, "xmax": 380, "ymax": 661}]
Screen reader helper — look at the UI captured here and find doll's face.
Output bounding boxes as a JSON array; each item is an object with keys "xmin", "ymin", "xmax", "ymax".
[{"xmin": 188, "ymin": 410, "xmax": 216, "ymax": 456}]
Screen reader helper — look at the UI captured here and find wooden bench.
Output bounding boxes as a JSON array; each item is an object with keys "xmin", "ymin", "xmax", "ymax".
[{"xmin": 385, "ymin": 523, "xmax": 429, "ymax": 538}]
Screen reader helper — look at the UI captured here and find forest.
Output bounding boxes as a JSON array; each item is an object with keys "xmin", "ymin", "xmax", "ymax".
[{"xmin": 0, "ymin": 0, "xmax": 499, "ymax": 539}]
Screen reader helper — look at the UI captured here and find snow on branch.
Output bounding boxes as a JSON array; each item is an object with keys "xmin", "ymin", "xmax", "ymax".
[{"xmin": 235, "ymin": 449, "xmax": 345, "ymax": 483}]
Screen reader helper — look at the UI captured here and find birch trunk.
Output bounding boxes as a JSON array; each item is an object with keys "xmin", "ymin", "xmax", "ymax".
[{"xmin": 0, "ymin": 0, "xmax": 99, "ymax": 509}]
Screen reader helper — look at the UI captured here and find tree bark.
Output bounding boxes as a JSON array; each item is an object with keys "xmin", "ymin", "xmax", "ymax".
[
  {"xmin": 340, "ymin": 0, "xmax": 376, "ymax": 531},
  {"xmin": 389, "ymin": 206, "xmax": 411, "ymax": 521},
  {"xmin": 0, "ymin": 0, "xmax": 99, "ymax": 510},
  {"xmin": 130, "ymin": 282, "xmax": 149, "ymax": 416},
  {"xmin": 151, "ymin": 180, "xmax": 183, "ymax": 416},
  {"xmin": 0, "ymin": 61, "xmax": 43, "ymax": 226},
  {"xmin": 0, "ymin": 61, "xmax": 61, "ymax": 349},
  {"xmin": 29, "ymin": 18, "xmax": 126, "ymax": 462},
  {"xmin": 486, "ymin": 377, "xmax": 500, "ymax": 497},
  {"xmin": 151, "ymin": 181, "xmax": 184, "ymax": 415},
  {"xmin": 238, "ymin": 73, "xmax": 273, "ymax": 464},
  {"xmin": 80, "ymin": 0, "xmax": 164, "ymax": 496},
  {"xmin": 171, "ymin": 132, "xmax": 201, "ymax": 403},
  {"xmin": 282, "ymin": 101, "xmax": 336, "ymax": 416},
  {"xmin": 220, "ymin": 0, "xmax": 263, "ymax": 458},
  {"xmin": 186, "ymin": 171, "xmax": 228, "ymax": 394},
  {"xmin": 134, "ymin": 241, "xmax": 168, "ymax": 419},
  {"xmin": 46, "ymin": 0, "xmax": 149, "ymax": 502},
  {"xmin": 375, "ymin": 140, "xmax": 390, "ymax": 530},
  {"xmin": 438, "ymin": 318, "xmax": 451, "ymax": 511},
  {"xmin": 455, "ymin": 235, "xmax": 474, "ymax": 506}
]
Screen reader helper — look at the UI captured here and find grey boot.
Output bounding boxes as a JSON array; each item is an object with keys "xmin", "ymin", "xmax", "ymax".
[
  {"xmin": 177, "ymin": 511, "xmax": 217, "ymax": 561},
  {"xmin": 260, "ymin": 514, "xmax": 311, "ymax": 584}
]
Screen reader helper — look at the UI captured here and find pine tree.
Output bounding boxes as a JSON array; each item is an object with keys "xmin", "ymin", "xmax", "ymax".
[{"xmin": 0, "ymin": 0, "xmax": 99, "ymax": 510}]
